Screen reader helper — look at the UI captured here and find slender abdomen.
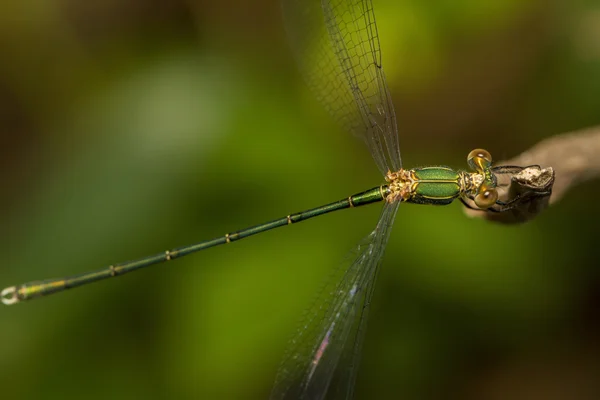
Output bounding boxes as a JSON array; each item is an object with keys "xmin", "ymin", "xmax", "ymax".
[{"xmin": 408, "ymin": 167, "xmax": 461, "ymax": 205}]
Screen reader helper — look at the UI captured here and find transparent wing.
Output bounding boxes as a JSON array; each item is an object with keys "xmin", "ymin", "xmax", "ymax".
[
  {"xmin": 282, "ymin": 0, "xmax": 402, "ymax": 175},
  {"xmin": 271, "ymin": 202, "xmax": 399, "ymax": 400}
]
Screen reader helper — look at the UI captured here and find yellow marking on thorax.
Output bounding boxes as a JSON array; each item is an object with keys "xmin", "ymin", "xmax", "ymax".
[{"xmin": 385, "ymin": 169, "xmax": 413, "ymax": 203}]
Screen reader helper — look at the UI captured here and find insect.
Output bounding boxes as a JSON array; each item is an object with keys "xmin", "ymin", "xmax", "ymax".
[{"xmin": 0, "ymin": 148, "xmax": 528, "ymax": 307}]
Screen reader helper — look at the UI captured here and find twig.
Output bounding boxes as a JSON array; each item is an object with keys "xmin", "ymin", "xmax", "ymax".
[{"xmin": 464, "ymin": 125, "xmax": 600, "ymax": 223}]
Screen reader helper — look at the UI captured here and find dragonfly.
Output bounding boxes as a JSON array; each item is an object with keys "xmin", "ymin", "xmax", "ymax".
[{"xmin": 0, "ymin": 0, "xmax": 542, "ymax": 398}]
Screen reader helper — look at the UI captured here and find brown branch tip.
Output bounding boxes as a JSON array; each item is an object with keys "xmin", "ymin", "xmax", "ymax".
[{"xmin": 464, "ymin": 125, "xmax": 600, "ymax": 224}]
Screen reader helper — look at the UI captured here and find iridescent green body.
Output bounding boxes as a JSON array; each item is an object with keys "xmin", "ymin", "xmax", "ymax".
[
  {"xmin": 1, "ymin": 151, "xmax": 496, "ymax": 305},
  {"xmin": 2, "ymin": 187, "xmax": 387, "ymax": 304},
  {"xmin": 409, "ymin": 167, "xmax": 462, "ymax": 206}
]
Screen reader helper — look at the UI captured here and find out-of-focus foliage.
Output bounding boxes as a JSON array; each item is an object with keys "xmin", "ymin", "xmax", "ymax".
[{"xmin": 0, "ymin": 0, "xmax": 599, "ymax": 399}]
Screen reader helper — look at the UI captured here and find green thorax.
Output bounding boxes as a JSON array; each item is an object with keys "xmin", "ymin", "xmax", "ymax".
[{"xmin": 407, "ymin": 166, "xmax": 464, "ymax": 205}]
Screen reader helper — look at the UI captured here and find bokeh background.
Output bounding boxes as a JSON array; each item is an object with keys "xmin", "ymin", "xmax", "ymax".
[{"xmin": 1, "ymin": 0, "xmax": 599, "ymax": 399}]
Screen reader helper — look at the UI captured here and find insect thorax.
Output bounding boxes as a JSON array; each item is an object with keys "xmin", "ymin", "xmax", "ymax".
[{"xmin": 385, "ymin": 168, "xmax": 484, "ymax": 205}]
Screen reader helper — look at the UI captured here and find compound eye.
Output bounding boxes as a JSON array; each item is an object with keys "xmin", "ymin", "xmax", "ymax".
[
  {"xmin": 474, "ymin": 188, "xmax": 499, "ymax": 209},
  {"xmin": 467, "ymin": 149, "xmax": 493, "ymax": 171}
]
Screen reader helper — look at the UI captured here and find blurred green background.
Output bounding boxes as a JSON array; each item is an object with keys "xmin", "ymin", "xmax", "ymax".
[{"xmin": 1, "ymin": 0, "xmax": 599, "ymax": 399}]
